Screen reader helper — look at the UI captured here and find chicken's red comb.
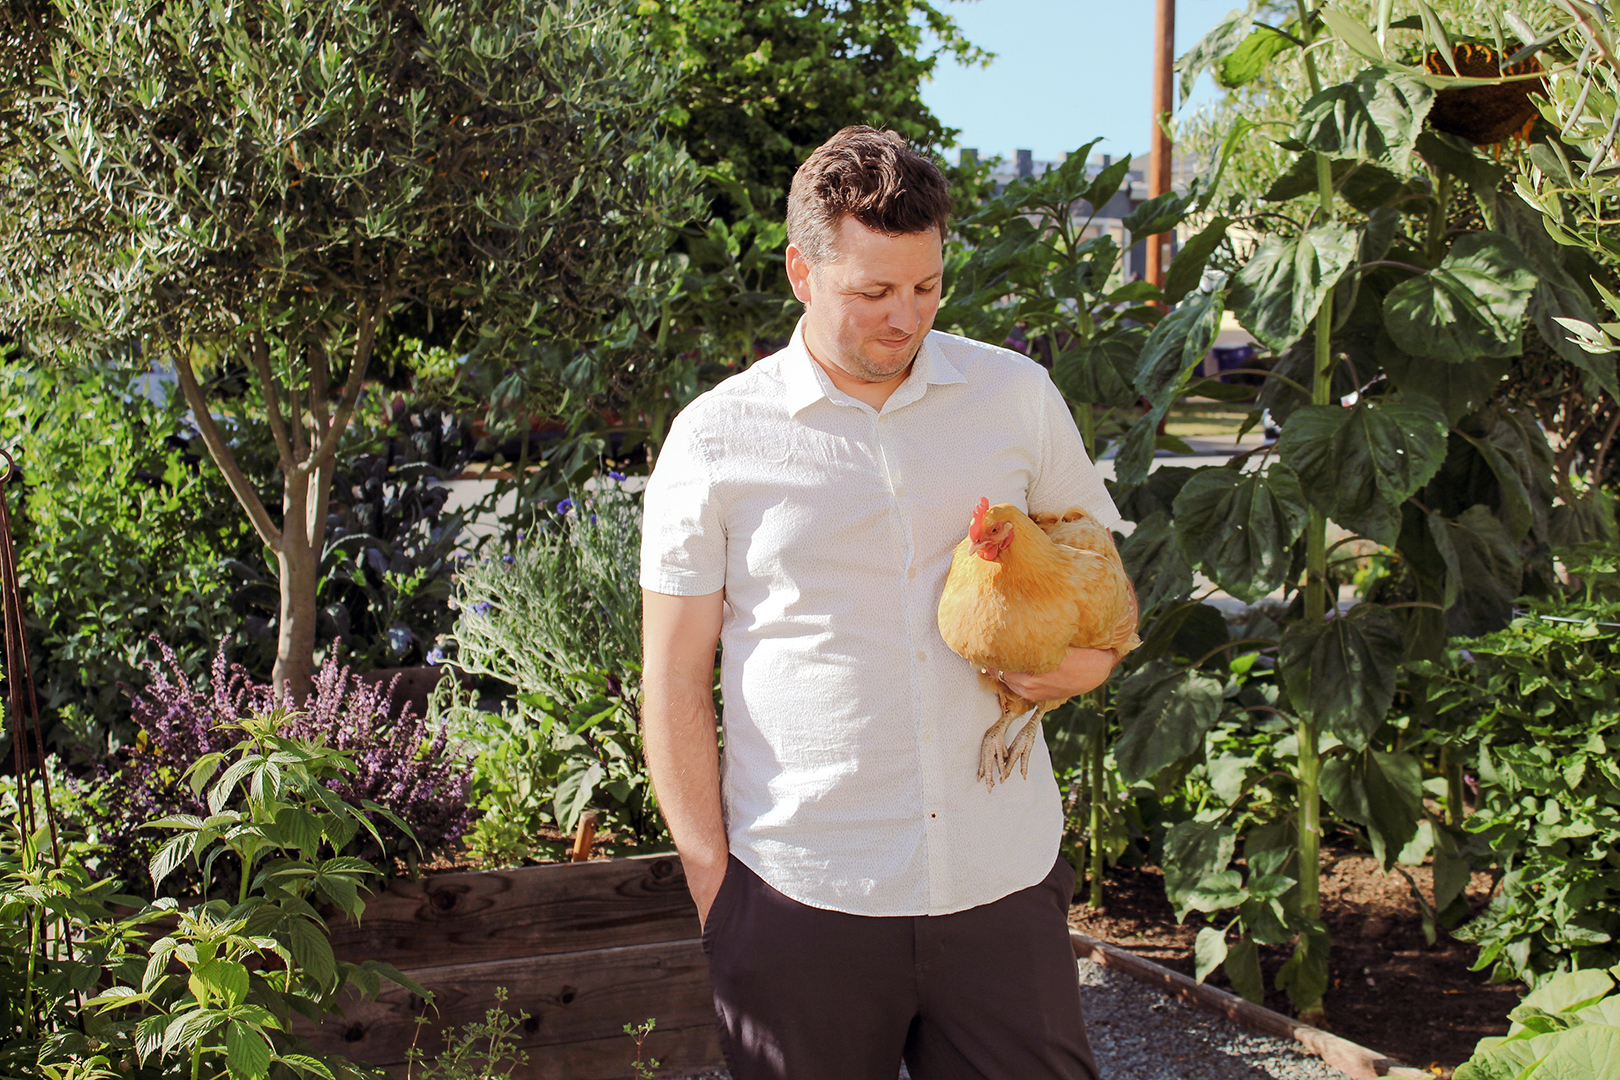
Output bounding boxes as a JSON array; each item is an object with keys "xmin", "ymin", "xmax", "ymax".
[{"xmin": 968, "ymin": 496, "xmax": 989, "ymax": 542}]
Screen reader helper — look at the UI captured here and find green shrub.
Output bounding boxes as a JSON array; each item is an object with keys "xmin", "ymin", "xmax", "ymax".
[{"xmin": 0, "ymin": 355, "xmax": 262, "ymax": 755}]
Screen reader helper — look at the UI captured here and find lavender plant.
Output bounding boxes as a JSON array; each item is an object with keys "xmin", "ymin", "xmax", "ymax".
[
  {"xmin": 91, "ymin": 640, "xmax": 474, "ymax": 895},
  {"xmin": 448, "ymin": 482, "xmax": 665, "ymax": 863}
]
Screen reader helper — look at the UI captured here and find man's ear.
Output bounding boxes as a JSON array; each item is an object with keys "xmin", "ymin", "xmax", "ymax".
[{"xmin": 784, "ymin": 242, "xmax": 814, "ymax": 305}]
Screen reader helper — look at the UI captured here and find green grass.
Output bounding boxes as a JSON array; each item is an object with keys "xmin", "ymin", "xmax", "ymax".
[{"xmin": 1164, "ymin": 398, "xmax": 1258, "ymax": 439}]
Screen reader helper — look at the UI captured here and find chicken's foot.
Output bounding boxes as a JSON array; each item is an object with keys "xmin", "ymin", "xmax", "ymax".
[
  {"xmin": 1004, "ymin": 705, "xmax": 1052, "ymax": 781},
  {"xmin": 978, "ymin": 711, "xmax": 1016, "ymax": 792}
]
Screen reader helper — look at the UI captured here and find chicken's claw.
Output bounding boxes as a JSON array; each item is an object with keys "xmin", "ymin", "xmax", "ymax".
[
  {"xmin": 977, "ymin": 730, "xmax": 1006, "ymax": 792},
  {"xmin": 1004, "ymin": 716, "xmax": 1043, "ymax": 781}
]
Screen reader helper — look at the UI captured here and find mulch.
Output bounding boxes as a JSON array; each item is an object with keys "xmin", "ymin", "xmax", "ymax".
[{"xmin": 1067, "ymin": 850, "xmax": 1524, "ymax": 1076}]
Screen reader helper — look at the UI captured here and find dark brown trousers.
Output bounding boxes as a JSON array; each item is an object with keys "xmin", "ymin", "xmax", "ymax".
[{"xmin": 702, "ymin": 855, "xmax": 1099, "ymax": 1080}]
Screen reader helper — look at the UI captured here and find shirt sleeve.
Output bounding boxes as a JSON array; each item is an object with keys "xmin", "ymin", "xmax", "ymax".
[
  {"xmin": 1028, "ymin": 371, "xmax": 1121, "ymax": 529},
  {"xmin": 639, "ymin": 407, "xmax": 727, "ymax": 596}
]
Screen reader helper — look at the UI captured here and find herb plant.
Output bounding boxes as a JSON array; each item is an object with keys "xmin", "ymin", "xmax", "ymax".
[
  {"xmin": 404, "ymin": 986, "xmax": 528, "ymax": 1080},
  {"xmin": 450, "ymin": 483, "xmax": 666, "ymax": 860},
  {"xmin": 92, "ymin": 641, "xmax": 473, "ymax": 894},
  {"xmin": 2, "ymin": 715, "xmax": 425, "ymax": 1080}
]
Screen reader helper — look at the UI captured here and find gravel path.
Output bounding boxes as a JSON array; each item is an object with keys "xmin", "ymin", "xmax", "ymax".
[{"xmin": 664, "ymin": 959, "xmax": 1353, "ymax": 1080}]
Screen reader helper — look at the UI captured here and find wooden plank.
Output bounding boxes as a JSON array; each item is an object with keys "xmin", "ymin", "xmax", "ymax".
[
  {"xmin": 304, "ymin": 938, "xmax": 717, "ymax": 1067},
  {"xmin": 327, "ymin": 853, "xmax": 700, "ymax": 970},
  {"xmin": 1070, "ymin": 931, "xmax": 1430, "ymax": 1080},
  {"xmin": 371, "ymin": 1021, "xmax": 724, "ymax": 1080}
]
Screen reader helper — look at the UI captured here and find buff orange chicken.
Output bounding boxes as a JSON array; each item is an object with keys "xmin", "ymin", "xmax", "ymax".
[{"xmin": 937, "ymin": 499, "xmax": 1141, "ymax": 790}]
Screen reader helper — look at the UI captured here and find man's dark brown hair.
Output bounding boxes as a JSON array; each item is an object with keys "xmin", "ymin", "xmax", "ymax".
[{"xmin": 786, "ymin": 126, "xmax": 951, "ymax": 265}]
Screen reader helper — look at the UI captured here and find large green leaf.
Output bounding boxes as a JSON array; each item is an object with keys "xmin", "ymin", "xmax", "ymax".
[
  {"xmin": 1195, "ymin": 926, "xmax": 1228, "ymax": 983},
  {"xmin": 1294, "ymin": 68, "xmax": 1435, "ymax": 173},
  {"xmin": 1053, "ymin": 327, "xmax": 1145, "ymax": 409},
  {"xmin": 1114, "ymin": 659, "xmax": 1225, "ymax": 784},
  {"xmin": 1229, "ymin": 223, "xmax": 1361, "ymax": 353},
  {"xmin": 552, "ymin": 758, "xmax": 604, "ymax": 833},
  {"xmin": 1134, "ymin": 289, "xmax": 1226, "ymax": 403},
  {"xmin": 1116, "ymin": 466, "xmax": 1197, "ymax": 522},
  {"xmin": 1276, "ymin": 394, "xmax": 1449, "ymax": 546},
  {"xmin": 1485, "ymin": 189, "xmax": 1620, "ymax": 400},
  {"xmin": 1118, "ymin": 511, "xmax": 1194, "ymax": 614},
  {"xmin": 1176, "ymin": 0, "xmax": 1263, "ymax": 98},
  {"xmin": 1433, "ymin": 504, "xmax": 1523, "ymax": 636},
  {"xmin": 1527, "ymin": 1023, "xmax": 1620, "ymax": 1080},
  {"xmin": 1320, "ymin": 748, "xmax": 1424, "ymax": 869},
  {"xmin": 1116, "ymin": 291, "xmax": 1224, "ymax": 485},
  {"xmin": 1414, "ymin": 130, "xmax": 1508, "ymax": 192},
  {"xmin": 1084, "ymin": 155, "xmax": 1134, "ymax": 214},
  {"xmin": 225, "ymin": 1020, "xmax": 272, "ymax": 1080},
  {"xmin": 1219, "ymin": 24, "xmax": 1300, "ymax": 88},
  {"xmin": 1275, "ymin": 918, "xmax": 1331, "ymax": 1013},
  {"xmin": 1263, "ymin": 155, "xmax": 1416, "ymax": 213},
  {"xmin": 1164, "ymin": 215, "xmax": 1232, "ymax": 305},
  {"xmin": 1279, "ymin": 603, "xmax": 1405, "ymax": 749},
  {"xmin": 1123, "ymin": 187, "xmax": 1196, "ymax": 238},
  {"xmin": 1377, "ymin": 333, "xmax": 1508, "ymax": 425},
  {"xmin": 1224, "ymin": 937, "xmax": 1265, "ymax": 1004},
  {"xmin": 1161, "ymin": 819, "xmax": 1240, "ymax": 921},
  {"xmin": 1172, "ymin": 464, "xmax": 1310, "ymax": 603},
  {"xmin": 1383, "ymin": 232, "xmax": 1538, "ymax": 362}
]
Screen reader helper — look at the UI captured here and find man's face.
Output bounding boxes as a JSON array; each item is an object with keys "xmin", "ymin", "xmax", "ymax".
[{"xmin": 786, "ymin": 216, "xmax": 945, "ymax": 388}]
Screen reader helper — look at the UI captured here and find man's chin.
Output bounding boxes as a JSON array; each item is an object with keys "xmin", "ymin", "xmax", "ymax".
[{"xmin": 852, "ymin": 345, "xmax": 920, "ymax": 383}]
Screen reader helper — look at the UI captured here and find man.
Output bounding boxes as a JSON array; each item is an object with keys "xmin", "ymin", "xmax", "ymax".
[{"xmin": 640, "ymin": 126, "xmax": 1118, "ymax": 1080}]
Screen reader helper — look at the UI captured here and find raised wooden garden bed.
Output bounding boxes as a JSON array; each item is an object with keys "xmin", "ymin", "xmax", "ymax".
[{"xmin": 306, "ymin": 853, "xmax": 722, "ymax": 1079}]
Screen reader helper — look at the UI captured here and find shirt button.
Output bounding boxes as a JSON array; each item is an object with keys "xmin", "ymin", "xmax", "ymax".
[
  {"xmin": 917, "ymin": 651, "xmax": 926, "ymax": 662},
  {"xmin": 908, "ymin": 566, "xmax": 918, "ymax": 580}
]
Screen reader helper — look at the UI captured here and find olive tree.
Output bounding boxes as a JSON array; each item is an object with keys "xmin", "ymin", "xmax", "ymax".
[{"xmin": 0, "ymin": 0, "xmax": 700, "ymax": 699}]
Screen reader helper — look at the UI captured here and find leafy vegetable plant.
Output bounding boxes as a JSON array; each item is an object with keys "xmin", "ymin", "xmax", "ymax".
[
  {"xmin": 1455, "ymin": 965, "xmax": 1620, "ymax": 1080},
  {"xmin": 1421, "ymin": 549, "xmax": 1620, "ymax": 986}
]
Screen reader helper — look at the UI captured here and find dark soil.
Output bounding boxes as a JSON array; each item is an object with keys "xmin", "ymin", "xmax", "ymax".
[{"xmin": 1068, "ymin": 850, "xmax": 1522, "ymax": 1077}]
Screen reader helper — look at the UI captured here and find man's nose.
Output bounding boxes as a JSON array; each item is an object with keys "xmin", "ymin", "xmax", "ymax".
[{"xmin": 887, "ymin": 292, "xmax": 921, "ymax": 334}]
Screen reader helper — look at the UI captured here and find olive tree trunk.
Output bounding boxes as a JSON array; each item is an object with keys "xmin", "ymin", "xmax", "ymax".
[{"xmin": 168, "ymin": 306, "xmax": 380, "ymax": 703}]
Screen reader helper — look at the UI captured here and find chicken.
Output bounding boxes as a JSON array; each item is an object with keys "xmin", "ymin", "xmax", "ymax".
[{"xmin": 937, "ymin": 498, "xmax": 1141, "ymax": 790}]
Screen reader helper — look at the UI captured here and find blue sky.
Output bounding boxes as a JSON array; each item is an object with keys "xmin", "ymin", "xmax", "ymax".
[{"xmin": 918, "ymin": 0, "xmax": 1241, "ymax": 163}]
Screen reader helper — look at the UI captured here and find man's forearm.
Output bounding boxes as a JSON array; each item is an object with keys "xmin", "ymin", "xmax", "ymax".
[
  {"xmin": 641, "ymin": 587, "xmax": 728, "ymax": 923},
  {"xmin": 642, "ymin": 670, "xmax": 728, "ymax": 874}
]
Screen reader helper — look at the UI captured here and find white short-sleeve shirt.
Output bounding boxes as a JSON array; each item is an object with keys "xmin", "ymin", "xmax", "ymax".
[{"xmin": 640, "ymin": 318, "xmax": 1119, "ymax": 916}]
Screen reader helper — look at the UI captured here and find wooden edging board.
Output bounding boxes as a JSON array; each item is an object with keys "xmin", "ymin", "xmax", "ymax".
[{"xmin": 1070, "ymin": 931, "xmax": 1432, "ymax": 1080}]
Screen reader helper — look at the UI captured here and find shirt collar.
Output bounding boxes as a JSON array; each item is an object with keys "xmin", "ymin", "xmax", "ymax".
[{"xmin": 775, "ymin": 316, "xmax": 967, "ymax": 417}]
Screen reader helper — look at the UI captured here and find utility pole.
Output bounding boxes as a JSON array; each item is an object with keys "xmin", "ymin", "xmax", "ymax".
[{"xmin": 1145, "ymin": 0, "xmax": 1175, "ymax": 291}]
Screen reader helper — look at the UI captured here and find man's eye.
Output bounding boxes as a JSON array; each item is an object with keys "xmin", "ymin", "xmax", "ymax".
[
  {"xmin": 917, "ymin": 284, "xmax": 937, "ymax": 294},
  {"xmin": 862, "ymin": 291, "xmax": 887, "ymax": 300}
]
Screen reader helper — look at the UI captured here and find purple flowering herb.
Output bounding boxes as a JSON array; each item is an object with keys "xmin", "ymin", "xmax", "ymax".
[
  {"xmin": 426, "ymin": 647, "xmax": 446, "ymax": 666},
  {"xmin": 608, "ymin": 470, "xmax": 625, "ymax": 481},
  {"xmin": 502, "ymin": 554, "xmax": 515, "ymax": 566},
  {"xmin": 93, "ymin": 638, "xmax": 476, "ymax": 896},
  {"xmin": 471, "ymin": 601, "xmax": 494, "ymax": 615},
  {"xmin": 556, "ymin": 498, "xmax": 574, "ymax": 515}
]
